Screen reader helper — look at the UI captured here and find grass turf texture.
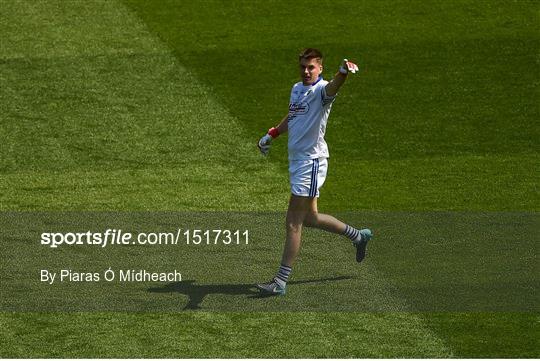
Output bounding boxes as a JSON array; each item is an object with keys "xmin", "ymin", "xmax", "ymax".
[{"xmin": 1, "ymin": 0, "xmax": 538, "ymax": 357}]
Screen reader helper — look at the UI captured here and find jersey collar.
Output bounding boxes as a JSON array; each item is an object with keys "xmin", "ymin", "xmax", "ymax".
[
  {"xmin": 311, "ymin": 76, "xmax": 323, "ymax": 86},
  {"xmin": 303, "ymin": 76, "xmax": 323, "ymax": 87}
]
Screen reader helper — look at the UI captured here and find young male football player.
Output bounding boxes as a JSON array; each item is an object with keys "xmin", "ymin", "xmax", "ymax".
[{"xmin": 256, "ymin": 48, "xmax": 373, "ymax": 295}]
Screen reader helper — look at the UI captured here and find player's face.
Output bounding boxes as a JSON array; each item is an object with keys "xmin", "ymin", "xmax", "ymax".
[{"xmin": 299, "ymin": 58, "xmax": 322, "ymax": 85}]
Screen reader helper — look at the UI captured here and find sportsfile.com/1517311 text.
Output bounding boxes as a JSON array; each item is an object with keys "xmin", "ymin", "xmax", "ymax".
[{"xmin": 39, "ymin": 229, "xmax": 250, "ymax": 248}]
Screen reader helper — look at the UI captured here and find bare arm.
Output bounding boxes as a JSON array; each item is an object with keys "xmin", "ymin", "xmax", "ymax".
[
  {"xmin": 275, "ymin": 114, "xmax": 289, "ymax": 135},
  {"xmin": 325, "ymin": 71, "xmax": 348, "ymax": 97},
  {"xmin": 325, "ymin": 59, "xmax": 359, "ymax": 97}
]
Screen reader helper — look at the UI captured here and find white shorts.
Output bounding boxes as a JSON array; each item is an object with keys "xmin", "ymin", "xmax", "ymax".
[{"xmin": 289, "ymin": 158, "xmax": 328, "ymax": 198}]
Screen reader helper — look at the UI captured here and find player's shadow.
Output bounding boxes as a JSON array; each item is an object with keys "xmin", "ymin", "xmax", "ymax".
[{"xmin": 147, "ymin": 276, "xmax": 352, "ymax": 310}]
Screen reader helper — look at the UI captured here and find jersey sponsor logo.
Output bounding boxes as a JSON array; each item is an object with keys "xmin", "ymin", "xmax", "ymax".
[{"xmin": 289, "ymin": 102, "xmax": 309, "ymax": 116}]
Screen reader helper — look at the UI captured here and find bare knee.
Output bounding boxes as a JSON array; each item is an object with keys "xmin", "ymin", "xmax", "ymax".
[
  {"xmin": 286, "ymin": 212, "xmax": 303, "ymax": 233},
  {"xmin": 304, "ymin": 212, "xmax": 319, "ymax": 228},
  {"xmin": 286, "ymin": 221, "xmax": 302, "ymax": 233}
]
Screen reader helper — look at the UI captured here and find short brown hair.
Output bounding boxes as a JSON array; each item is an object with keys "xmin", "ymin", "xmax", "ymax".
[{"xmin": 299, "ymin": 48, "xmax": 323, "ymax": 63}]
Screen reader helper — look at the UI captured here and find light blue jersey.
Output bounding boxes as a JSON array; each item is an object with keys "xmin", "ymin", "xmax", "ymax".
[{"xmin": 287, "ymin": 76, "xmax": 336, "ymax": 160}]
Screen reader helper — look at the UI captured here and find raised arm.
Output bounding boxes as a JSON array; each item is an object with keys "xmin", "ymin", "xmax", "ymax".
[{"xmin": 325, "ymin": 59, "xmax": 359, "ymax": 97}]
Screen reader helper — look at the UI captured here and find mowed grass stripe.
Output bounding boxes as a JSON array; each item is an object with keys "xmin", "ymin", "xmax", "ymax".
[
  {"xmin": 0, "ymin": 0, "xmax": 453, "ymax": 357},
  {"xmin": 2, "ymin": 154, "xmax": 537, "ymax": 210},
  {"xmin": 0, "ymin": 0, "xmax": 282, "ymax": 208},
  {"xmin": 0, "ymin": 166, "xmax": 286, "ymax": 211},
  {"xmin": 0, "ymin": 312, "xmax": 452, "ymax": 358}
]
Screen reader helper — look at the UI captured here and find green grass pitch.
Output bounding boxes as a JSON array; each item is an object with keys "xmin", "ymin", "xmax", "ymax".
[{"xmin": 1, "ymin": 0, "xmax": 539, "ymax": 357}]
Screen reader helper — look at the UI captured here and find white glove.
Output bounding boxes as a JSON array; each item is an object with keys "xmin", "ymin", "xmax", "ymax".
[
  {"xmin": 258, "ymin": 133, "xmax": 273, "ymax": 156},
  {"xmin": 339, "ymin": 59, "xmax": 359, "ymax": 74}
]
